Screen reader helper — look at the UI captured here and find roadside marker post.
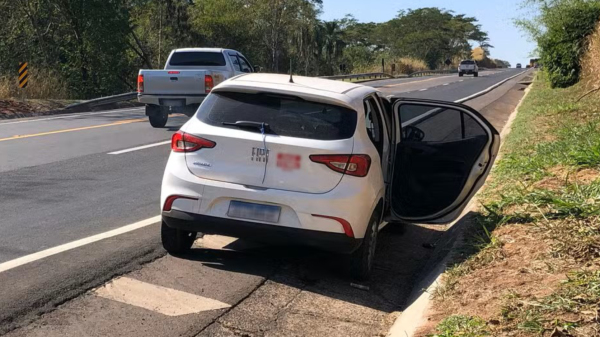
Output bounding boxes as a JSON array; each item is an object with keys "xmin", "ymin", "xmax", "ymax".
[{"xmin": 18, "ymin": 62, "xmax": 29, "ymax": 88}]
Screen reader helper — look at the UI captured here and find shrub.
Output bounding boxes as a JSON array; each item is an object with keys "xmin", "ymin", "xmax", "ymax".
[{"xmin": 532, "ymin": 1, "xmax": 600, "ymax": 88}]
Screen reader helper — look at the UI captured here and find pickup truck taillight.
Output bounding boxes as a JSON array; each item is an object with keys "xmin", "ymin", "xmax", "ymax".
[
  {"xmin": 137, "ymin": 74, "xmax": 144, "ymax": 93},
  {"xmin": 205, "ymin": 75, "xmax": 214, "ymax": 94}
]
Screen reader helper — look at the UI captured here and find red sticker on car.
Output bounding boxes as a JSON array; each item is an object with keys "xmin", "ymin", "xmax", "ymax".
[{"xmin": 277, "ymin": 153, "xmax": 301, "ymax": 171}]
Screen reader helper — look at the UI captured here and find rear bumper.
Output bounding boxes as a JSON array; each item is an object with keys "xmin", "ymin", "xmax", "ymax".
[
  {"xmin": 459, "ymin": 69, "xmax": 477, "ymax": 74},
  {"xmin": 162, "ymin": 210, "xmax": 362, "ymax": 253},
  {"xmin": 138, "ymin": 94, "xmax": 206, "ymax": 106}
]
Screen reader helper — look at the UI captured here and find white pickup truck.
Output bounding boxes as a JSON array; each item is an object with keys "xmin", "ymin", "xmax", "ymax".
[
  {"xmin": 137, "ymin": 48, "xmax": 255, "ymax": 127},
  {"xmin": 458, "ymin": 60, "xmax": 479, "ymax": 77}
]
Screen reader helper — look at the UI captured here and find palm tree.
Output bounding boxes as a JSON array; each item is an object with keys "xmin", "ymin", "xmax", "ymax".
[{"xmin": 319, "ymin": 21, "xmax": 346, "ymax": 74}]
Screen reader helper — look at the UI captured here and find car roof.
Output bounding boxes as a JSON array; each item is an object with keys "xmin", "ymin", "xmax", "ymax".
[
  {"xmin": 173, "ymin": 48, "xmax": 230, "ymax": 53},
  {"xmin": 212, "ymin": 73, "xmax": 376, "ymax": 111}
]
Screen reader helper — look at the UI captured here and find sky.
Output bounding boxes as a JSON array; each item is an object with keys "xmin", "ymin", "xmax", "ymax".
[{"xmin": 320, "ymin": 0, "xmax": 537, "ymax": 67}]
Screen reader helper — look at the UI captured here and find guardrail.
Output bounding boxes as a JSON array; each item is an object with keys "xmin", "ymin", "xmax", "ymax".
[
  {"xmin": 320, "ymin": 72, "xmax": 394, "ymax": 82},
  {"xmin": 323, "ymin": 67, "xmax": 495, "ymax": 82},
  {"xmin": 322, "ymin": 69, "xmax": 457, "ymax": 82},
  {"xmin": 66, "ymin": 92, "xmax": 137, "ymax": 110},
  {"xmin": 409, "ymin": 69, "xmax": 456, "ymax": 77}
]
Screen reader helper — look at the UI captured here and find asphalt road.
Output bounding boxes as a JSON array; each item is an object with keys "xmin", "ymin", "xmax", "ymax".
[{"xmin": 0, "ymin": 68, "xmax": 528, "ymax": 335}]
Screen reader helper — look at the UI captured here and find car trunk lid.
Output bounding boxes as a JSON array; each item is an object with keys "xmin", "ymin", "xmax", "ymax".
[
  {"xmin": 183, "ymin": 118, "xmax": 268, "ymax": 187},
  {"xmin": 190, "ymin": 91, "xmax": 358, "ymax": 193}
]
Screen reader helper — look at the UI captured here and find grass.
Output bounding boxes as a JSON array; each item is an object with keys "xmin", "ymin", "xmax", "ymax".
[
  {"xmin": 352, "ymin": 57, "xmax": 428, "ymax": 75},
  {"xmin": 430, "ymin": 315, "xmax": 489, "ymax": 337},
  {"xmin": 581, "ymin": 22, "xmax": 600, "ymax": 91},
  {"xmin": 429, "ymin": 72, "xmax": 600, "ymax": 336},
  {"xmin": 500, "ymin": 270, "xmax": 600, "ymax": 335},
  {"xmin": 0, "ymin": 68, "xmax": 69, "ymax": 100}
]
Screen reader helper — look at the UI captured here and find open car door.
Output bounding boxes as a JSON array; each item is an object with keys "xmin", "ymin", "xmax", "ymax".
[{"xmin": 386, "ymin": 98, "xmax": 500, "ymax": 224}]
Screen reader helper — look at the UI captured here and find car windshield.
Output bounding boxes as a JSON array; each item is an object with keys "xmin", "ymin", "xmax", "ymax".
[
  {"xmin": 196, "ymin": 91, "xmax": 357, "ymax": 140},
  {"xmin": 460, "ymin": 60, "xmax": 476, "ymax": 65}
]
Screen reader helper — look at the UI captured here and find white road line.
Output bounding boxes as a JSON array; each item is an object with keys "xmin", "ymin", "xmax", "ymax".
[
  {"xmin": 455, "ymin": 70, "xmax": 527, "ymax": 103},
  {"xmin": 443, "ymin": 83, "xmax": 450, "ymax": 86},
  {"xmin": 0, "ymin": 107, "xmax": 144, "ymax": 126},
  {"xmin": 403, "ymin": 70, "xmax": 528, "ymax": 126},
  {"xmin": 108, "ymin": 140, "xmax": 171, "ymax": 155},
  {"xmin": 95, "ymin": 277, "xmax": 230, "ymax": 316},
  {"xmin": 418, "ymin": 88, "xmax": 428, "ymax": 91},
  {"xmin": 0, "ymin": 216, "xmax": 160, "ymax": 274}
]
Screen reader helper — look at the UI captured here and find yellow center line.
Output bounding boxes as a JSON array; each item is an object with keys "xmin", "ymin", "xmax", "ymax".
[{"xmin": 0, "ymin": 118, "xmax": 145, "ymax": 142}]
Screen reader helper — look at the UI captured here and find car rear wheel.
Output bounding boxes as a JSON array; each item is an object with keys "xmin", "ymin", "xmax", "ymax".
[
  {"xmin": 474, "ymin": 72, "xmax": 479, "ymax": 77},
  {"xmin": 349, "ymin": 210, "xmax": 379, "ymax": 281},
  {"xmin": 161, "ymin": 221, "xmax": 196, "ymax": 254},
  {"xmin": 147, "ymin": 105, "xmax": 168, "ymax": 128},
  {"xmin": 459, "ymin": 73, "xmax": 464, "ymax": 77}
]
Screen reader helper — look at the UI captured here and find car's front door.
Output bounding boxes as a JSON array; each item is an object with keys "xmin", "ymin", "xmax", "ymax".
[{"xmin": 386, "ymin": 98, "xmax": 500, "ymax": 224}]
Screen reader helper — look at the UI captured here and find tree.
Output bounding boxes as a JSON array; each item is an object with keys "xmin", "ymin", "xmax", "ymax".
[
  {"xmin": 516, "ymin": 0, "xmax": 600, "ymax": 87},
  {"xmin": 382, "ymin": 8, "xmax": 488, "ymax": 69}
]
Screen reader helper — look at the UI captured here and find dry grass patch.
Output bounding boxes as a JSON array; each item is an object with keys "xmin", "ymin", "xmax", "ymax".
[
  {"xmin": 352, "ymin": 57, "xmax": 428, "ymax": 75},
  {"xmin": 0, "ymin": 68, "xmax": 69, "ymax": 100}
]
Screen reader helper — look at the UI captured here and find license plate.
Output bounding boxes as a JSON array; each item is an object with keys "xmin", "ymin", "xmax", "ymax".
[
  {"xmin": 227, "ymin": 201, "xmax": 281, "ymax": 223},
  {"xmin": 161, "ymin": 99, "xmax": 185, "ymax": 107}
]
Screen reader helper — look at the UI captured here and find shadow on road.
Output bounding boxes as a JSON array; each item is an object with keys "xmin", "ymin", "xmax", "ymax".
[{"xmin": 173, "ymin": 221, "xmax": 452, "ymax": 314}]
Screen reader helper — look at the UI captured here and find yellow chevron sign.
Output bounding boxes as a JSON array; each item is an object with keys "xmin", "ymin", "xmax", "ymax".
[{"xmin": 18, "ymin": 62, "xmax": 28, "ymax": 88}]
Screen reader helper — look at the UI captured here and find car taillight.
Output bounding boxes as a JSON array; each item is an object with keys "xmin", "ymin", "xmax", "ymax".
[
  {"xmin": 163, "ymin": 195, "xmax": 198, "ymax": 212},
  {"xmin": 137, "ymin": 74, "xmax": 144, "ymax": 93},
  {"xmin": 311, "ymin": 214, "xmax": 354, "ymax": 238},
  {"xmin": 205, "ymin": 75, "xmax": 214, "ymax": 94},
  {"xmin": 168, "ymin": 71, "xmax": 180, "ymax": 74},
  {"xmin": 309, "ymin": 154, "xmax": 371, "ymax": 177},
  {"xmin": 171, "ymin": 131, "xmax": 216, "ymax": 153}
]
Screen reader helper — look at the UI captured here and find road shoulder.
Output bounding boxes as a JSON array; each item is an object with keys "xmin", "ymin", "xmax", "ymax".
[{"xmin": 387, "ymin": 73, "xmax": 534, "ymax": 337}]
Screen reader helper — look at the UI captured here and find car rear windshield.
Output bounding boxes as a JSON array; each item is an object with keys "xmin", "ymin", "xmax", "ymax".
[
  {"xmin": 169, "ymin": 52, "xmax": 226, "ymax": 66},
  {"xmin": 196, "ymin": 92, "xmax": 357, "ymax": 140},
  {"xmin": 460, "ymin": 60, "xmax": 475, "ymax": 65}
]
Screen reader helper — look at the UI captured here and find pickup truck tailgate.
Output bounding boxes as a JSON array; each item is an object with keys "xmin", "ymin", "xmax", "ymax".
[{"xmin": 142, "ymin": 70, "xmax": 207, "ymax": 95}]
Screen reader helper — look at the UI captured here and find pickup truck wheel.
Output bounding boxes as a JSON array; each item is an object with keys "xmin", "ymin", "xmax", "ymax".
[
  {"xmin": 474, "ymin": 72, "xmax": 479, "ymax": 77},
  {"xmin": 149, "ymin": 110, "xmax": 168, "ymax": 128},
  {"xmin": 161, "ymin": 221, "xmax": 196, "ymax": 254},
  {"xmin": 459, "ymin": 72, "xmax": 464, "ymax": 77},
  {"xmin": 349, "ymin": 210, "xmax": 379, "ymax": 281}
]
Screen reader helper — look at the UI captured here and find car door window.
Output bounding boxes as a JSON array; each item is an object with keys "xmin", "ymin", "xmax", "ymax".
[
  {"xmin": 363, "ymin": 97, "xmax": 384, "ymax": 156},
  {"xmin": 389, "ymin": 101, "xmax": 497, "ymax": 223},
  {"xmin": 229, "ymin": 54, "xmax": 241, "ymax": 72},
  {"xmin": 238, "ymin": 55, "xmax": 252, "ymax": 73}
]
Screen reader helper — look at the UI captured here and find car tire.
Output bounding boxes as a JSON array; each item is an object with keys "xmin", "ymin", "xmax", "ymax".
[
  {"xmin": 349, "ymin": 210, "xmax": 380, "ymax": 281},
  {"xmin": 148, "ymin": 107, "xmax": 168, "ymax": 128},
  {"xmin": 474, "ymin": 72, "xmax": 479, "ymax": 77},
  {"xmin": 459, "ymin": 73, "xmax": 464, "ymax": 77},
  {"xmin": 161, "ymin": 221, "xmax": 196, "ymax": 254}
]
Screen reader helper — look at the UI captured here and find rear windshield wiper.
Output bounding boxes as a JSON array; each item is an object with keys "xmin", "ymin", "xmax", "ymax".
[{"xmin": 222, "ymin": 121, "xmax": 271, "ymax": 133}]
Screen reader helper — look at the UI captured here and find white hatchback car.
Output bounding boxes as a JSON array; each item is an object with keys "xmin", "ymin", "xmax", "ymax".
[{"xmin": 160, "ymin": 73, "xmax": 500, "ymax": 279}]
